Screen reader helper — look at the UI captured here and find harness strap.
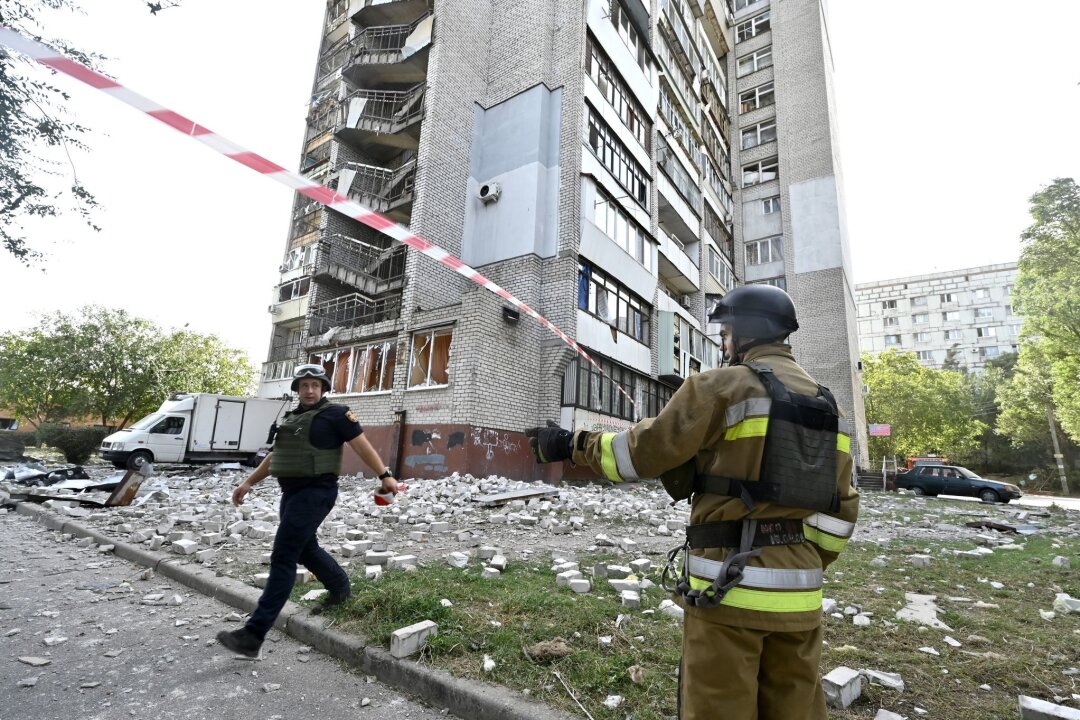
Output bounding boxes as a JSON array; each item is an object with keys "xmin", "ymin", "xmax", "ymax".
[{"xmin": 686, "ymin": 518, "xmax": 805, "ymax": 549}]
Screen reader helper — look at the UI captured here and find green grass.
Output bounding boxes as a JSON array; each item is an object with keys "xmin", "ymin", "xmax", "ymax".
[
  {"xmin": 294, "ymin": 556, "xmax": 682, "ymax": 719},
  {"xmin": 289, "ymin": 497, "xmax": 1080, "ymax": 719}
]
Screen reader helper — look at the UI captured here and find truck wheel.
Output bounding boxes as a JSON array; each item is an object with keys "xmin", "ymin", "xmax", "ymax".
[
  {"xmin": 126, "ymin": 450, "xmax": 153, "ymax": 471},
  {"xmin": 979, "ymin": 489, "xmax": 1000, "ymax": 504},
  {"xmin": 911, "ymin": 486, "xmax": 926, "ymax": 496}
]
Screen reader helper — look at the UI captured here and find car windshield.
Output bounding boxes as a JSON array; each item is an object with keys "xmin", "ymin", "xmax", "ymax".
[
  {"xmin": 957, "ymin": 467, "xmax": 980, "ymax": 479},
  {"xmin": 128, "ymin": 413, "xmax": 164, "ymax": 431}
]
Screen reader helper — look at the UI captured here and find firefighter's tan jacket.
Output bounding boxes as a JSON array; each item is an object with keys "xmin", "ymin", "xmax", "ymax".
[{"xmin": 572, "ymin": 343, "xmax": 859, "ymax": 632}]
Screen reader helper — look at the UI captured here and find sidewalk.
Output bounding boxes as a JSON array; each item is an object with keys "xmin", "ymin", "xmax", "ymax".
[{"xmin": 11, "ymin": 500, "xmax": 577, "ymax": 720}]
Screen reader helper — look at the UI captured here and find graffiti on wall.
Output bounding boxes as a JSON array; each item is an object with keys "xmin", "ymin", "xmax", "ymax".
[
  {"xmin": 405, "ymin": 427, "xmax": 447, "ymax": 472},
  {"xmin": 471, "ymin": 427, "xmax": 521, "ymax": 461}
]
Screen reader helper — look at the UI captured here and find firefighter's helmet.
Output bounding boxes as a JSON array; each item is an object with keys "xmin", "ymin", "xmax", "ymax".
[{"xmin": 708, "ymin": 284, "xmax": 799, "ymax": 340}]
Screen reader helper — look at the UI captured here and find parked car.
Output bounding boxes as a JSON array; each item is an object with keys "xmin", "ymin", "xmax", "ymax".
[{"xmin": 891, "ymin": 464, "xmax": 1023, "ymax": 503}]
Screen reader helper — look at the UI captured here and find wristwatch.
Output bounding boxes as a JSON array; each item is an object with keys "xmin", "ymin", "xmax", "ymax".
[{"xmin": 378, "ymin": 467, "xmax": 394, "ymax": 480}]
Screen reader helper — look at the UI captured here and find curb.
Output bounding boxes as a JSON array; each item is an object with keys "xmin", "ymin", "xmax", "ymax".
[{"xmin": 11, "ymin": 500, "xmax": 577, "ymax": 720}]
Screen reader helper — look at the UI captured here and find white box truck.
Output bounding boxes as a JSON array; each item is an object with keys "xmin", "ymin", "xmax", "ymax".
[{"xmin": 100, "ymin": 393, "xmax": 290, "ymax": 470}]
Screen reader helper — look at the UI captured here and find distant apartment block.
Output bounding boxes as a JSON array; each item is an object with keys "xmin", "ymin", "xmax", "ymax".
[
  {"xmin": 855, "ymin": 262, "xmax": 1022, "ymax": 371},
  {"xmin": 257, "ymin": 0, "xmax": 867, "ymax": 479}
]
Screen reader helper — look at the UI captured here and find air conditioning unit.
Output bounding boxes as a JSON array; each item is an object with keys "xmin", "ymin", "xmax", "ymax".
[
  {"xmin": 278, "ymin": 263, "xmax": 290, "ymax": 273},
  {"xmin": 478, "ymin": 181, "xmax": 502, "ymax": 204},
  {"xmin": 679, "ymin": 294, "xmax": 692, "ymax": 308},
  {"xmin": 268, "ymin": 305, "xmax": 281, "ymax": 315}
]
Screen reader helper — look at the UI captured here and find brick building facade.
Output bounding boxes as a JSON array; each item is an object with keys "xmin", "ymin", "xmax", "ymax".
[{"xmin": 258, "ymin": 0, "xmax": 868, "ymax": 480}]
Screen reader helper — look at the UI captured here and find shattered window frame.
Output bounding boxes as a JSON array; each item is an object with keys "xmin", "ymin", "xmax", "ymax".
[
  {"xmin": 408, "ymin": 328, "xmax": 453, "ymax": 390},
  {"xmin": 308, "ymin": 338, "xmax": 397, "ymax": 395}
]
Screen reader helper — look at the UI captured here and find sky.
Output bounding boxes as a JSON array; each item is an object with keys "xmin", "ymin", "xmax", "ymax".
[{"xmin": 2, "ymin": 0, "xmax": 1079, "ymax": 367}]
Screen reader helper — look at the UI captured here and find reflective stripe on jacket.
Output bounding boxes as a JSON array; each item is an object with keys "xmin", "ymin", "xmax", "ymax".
[{"xmin": 571, "ymin": 343, "xmax": 859, "ymax": 632}]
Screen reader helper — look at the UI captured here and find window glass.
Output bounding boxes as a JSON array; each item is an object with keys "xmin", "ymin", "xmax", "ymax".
[{"xmin": 408, "ymin": 329, "xmax": 453, "ymax": 389}]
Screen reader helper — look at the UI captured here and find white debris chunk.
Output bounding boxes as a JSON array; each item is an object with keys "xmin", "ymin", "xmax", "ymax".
[
  {"xmin": 603, "ymin": 695, "xmax": 623, "ymax": 709},
  {"xmin": 861, "ymin": 669, "xmax": 905, "ymax": 692},
  {"xmin": 1018, "ymin": 694, "xmax": 1080, "ymax": 720},
  {"xmin": 822, "ymin": 666, "xmax": 862, "ymax": 709},
  {"xmin": 482, "ymin": 655, "xmax": 496, "ymax": 672}
]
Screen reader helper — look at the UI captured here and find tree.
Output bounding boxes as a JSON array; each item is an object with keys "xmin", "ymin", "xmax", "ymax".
[
  {"xmin": 0, "ymin": 327, "xmax": 86, "ymax": 428},
  {"xmin": 1011, "ymin": 178, "xmax": 1080, "ymax": 442},
  {"xmin": 0, "ymin": 0, "xmax": 181, "ymax": 263},
  {"xmin": 862, "ymin": 350, "xmax": 986, "ymax": 463},
  {"xmin": 0, "ymin": 306, "xmax": 254, "ymax": 429}
]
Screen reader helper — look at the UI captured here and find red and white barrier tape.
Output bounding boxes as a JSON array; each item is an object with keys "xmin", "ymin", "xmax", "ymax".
[{"xmin": 1, "ymin": 25, "xmax": 638, "ymax": 413}]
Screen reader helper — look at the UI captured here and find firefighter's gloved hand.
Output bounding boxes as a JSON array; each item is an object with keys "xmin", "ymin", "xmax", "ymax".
[{"xmin": 526, "ymin": 420, "xmax": 573, "ymax": 464}]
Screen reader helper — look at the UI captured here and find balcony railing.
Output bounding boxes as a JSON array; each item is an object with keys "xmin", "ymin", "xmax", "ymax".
[
  {"xmin": 308, "ymin": 293, "xmax": 403, "ymax": 336},
  {"xmin": 321, "ymin": 14, "xmax": 431, "ymax": 75},
  {"xmin": 315, "ymin": 234, "xmax": 407, "ymax": 289},
  {"xmin": 340, "ymin": 84, "xmax": 425, "ymax": 135},
  {"xmin": 267, "ymin": 340, "xmax": 303, "ymax": 363},
  {"xmin": 338, "ymin": 158, "xmax": 416, "ymax": 214}
]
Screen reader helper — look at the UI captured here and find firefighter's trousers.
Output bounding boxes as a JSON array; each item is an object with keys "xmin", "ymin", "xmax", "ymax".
[{"xmin": 679, "ymin": 614, "xmax": 826, "ymax": 720}]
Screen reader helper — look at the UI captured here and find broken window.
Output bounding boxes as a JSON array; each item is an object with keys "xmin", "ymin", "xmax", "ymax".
[
  {"xmin": 745, "ymin": 236, "xmax": 782, "ymax": 266},
  {"xmin": 332, "ymin": 349, "xmax": 351, "ymax": 393},
  {"xmin": 742, "ymin": 158, "xmax": 778, "ymax": 187},
  {"xmin": 741, "ymin": 120, "xmax": 777, "ymax": 150},
  {"xmin": 278, "ymin": 277, "xmax": 311, "ymax": 302},
  {"xmin": 0, "ymin": 418, "xmax": 19, "ymax": 431},
  {"xmin": 736, "ymin": 10, "xmax": 770, "ymax": 42},
  {"xmin": 408, "ymin": 328, "xmax": 453, "ymax": 389},
  {"xmin": 351, "ymin": 340, "xmax": 396, "ymax": 394},
  {"xmin": 578, "ymin": 262, "xmax": 651, "ymax": 342},
  {"xmin": 739, "ymin": 82, "xmax": 774, "ymax": 113}
]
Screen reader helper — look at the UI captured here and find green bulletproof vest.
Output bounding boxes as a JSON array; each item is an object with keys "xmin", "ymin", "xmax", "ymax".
[{"xmin": 269, "ymin": 403, "xmax": 343, "ymax": 478}]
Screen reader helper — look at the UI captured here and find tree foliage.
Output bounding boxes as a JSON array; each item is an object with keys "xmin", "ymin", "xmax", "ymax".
[
  {"xmin": 0, "ymin": 306, "xmax": 255, "ymax": 429},
  {"xmin": 1007, "ymin": 178, "xmax": 1080, "ymax": 442},
  {"xmin": 0, "ymin": 0, "xmax": 181, "ymax": 262},
  {"xmin": 862, "ymin": 350, "xmax": 986, "ymax": 462}
]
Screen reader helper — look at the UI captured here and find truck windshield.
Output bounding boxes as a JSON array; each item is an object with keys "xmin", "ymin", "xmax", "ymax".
[{"xmin": 128, "ymin": 413, "xmax": 164, "ymax": 431}]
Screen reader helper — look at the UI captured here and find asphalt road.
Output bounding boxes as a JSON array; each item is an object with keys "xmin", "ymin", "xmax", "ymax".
[{"xmin": 0, "ymin": 510, "xmax": 450, "ymax": 720}]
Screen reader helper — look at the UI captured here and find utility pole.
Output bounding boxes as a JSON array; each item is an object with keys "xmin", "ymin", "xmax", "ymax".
[{"xmin": 1046, "ymin": 404, "xmax": 1070, "ymax": 495}]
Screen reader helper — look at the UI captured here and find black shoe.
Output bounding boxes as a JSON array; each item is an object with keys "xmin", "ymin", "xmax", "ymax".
[
  {"xmin": 216, "ymin": 627, "xmax": 263, "ymax": 658},
  {"xmin": 310, "ymin": 591, "xmax": 351, "ymax": 615}
]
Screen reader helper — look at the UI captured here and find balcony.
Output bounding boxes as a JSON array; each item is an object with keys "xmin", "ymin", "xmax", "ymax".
[
  {"xmin": 300, "ymin": 139, "xmax": 332, "ymax": 175},
  {"xmin": 657, "ymin": 230, "xmax": 701, "ymax": 294},
  {"xmin": 352, "ymin": 0, "xmax": 431, "ymax": 27},
  {"xmin": 336, "ymin": 84, "xmax": 425, "ymax": 161},
  {"xmin": 326, "ymin": 15, "xmax": 433, "ymax": 88},
  {"xmin": 270, "ymin": 293, "xmax": 310, "ymax": 324},
  {"xmin": 701, "ymin": 0, "xmax": 733, "ymax": 57},
  {"xmin": 267, "ymin": 340, "xmax": 303, "ymax": 363},
  {"xmin": 313, "ymin": 234, "xmax": 407, "ymax": 297},
  {"xmin": 336, "ymin": 158, "xmax": 417, "ymax": 223},
  {"xmin": 308, "ymin": 293, "xmax": 402, "ymax": 337}
]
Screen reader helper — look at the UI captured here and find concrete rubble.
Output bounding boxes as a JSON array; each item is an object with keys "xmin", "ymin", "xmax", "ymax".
[{"xmin": 4, "ymin": 460, "xmax": 1080, "ymax": 716}]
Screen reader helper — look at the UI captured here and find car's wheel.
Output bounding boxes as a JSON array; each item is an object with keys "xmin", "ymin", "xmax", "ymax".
[
  {"xmin": 911, "ymin": 486, "xmax": 926, "ymax": 496},
  {"xmin": 979, "ymin": 489, "xmax": 1000, "ymax": 503},
  {"xmin": 126, "ymin": 450, "xmax": 153, "ymax": 471}
]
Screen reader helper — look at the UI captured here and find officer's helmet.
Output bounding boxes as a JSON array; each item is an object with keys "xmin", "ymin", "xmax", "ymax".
[
  {"xmin": 708, "ymin": 284, "xmax": 799, "ymax": 340},
  {"xmin": 291, "ymin": 363, "xmax": 331, "ymax": 392}
]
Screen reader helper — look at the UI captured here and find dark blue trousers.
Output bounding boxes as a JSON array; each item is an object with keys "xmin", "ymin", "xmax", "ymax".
[{"xmin": 245, "ymin": 484, "xmax": 350, "ymax": 638}]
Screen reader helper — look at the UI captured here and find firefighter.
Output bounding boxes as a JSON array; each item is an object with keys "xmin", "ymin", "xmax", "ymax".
[
  {"xmin": 216, "ymin": 364, "xmax": 398, "ymax": 658},
  {"xmin": 528, "ymin": 285, "xmax": 859, "ymax": 719}
]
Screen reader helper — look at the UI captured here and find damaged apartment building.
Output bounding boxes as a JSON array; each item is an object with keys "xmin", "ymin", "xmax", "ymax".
[{"xmin": 258, "ymin": 0, "xmax": 868, "ymax": 480}]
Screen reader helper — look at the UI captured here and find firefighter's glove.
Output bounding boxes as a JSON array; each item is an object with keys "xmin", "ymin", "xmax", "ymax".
[{"xmin": 526, "ymin": 420, "xmax": 573, "ymax": 464}]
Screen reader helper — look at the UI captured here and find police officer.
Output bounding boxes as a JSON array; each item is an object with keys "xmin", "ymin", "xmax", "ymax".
[
  {"xmin": 216, "ymin": 364, "xmax": 398, "ymax": 658},
  {"xmin": 529, "ymin": 285, "xmax": 859, "ymax": 719}
]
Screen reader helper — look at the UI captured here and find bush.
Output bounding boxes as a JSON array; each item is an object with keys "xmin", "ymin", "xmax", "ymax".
[{"xmin": 37, "ymin": 424, "xmax": 111, "ymax": 465}]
